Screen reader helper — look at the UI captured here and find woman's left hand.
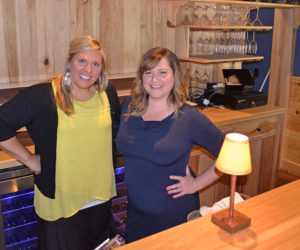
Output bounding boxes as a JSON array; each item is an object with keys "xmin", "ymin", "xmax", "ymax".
[{"xmin": 167, "ymin": 165, "xmax": 197, "ymax": 198}]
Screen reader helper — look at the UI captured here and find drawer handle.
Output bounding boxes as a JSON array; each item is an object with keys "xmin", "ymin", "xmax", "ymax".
[{"xmin": 256, "ymin": 127, "xmax": 261, "ymax": 132}]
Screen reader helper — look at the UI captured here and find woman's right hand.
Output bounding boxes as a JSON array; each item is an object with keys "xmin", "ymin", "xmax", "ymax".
[{"xmin": 24, "ymin": 154, "xmax": 41, "ymax": 175}]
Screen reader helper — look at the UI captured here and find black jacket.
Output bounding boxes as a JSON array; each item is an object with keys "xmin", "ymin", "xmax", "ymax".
[{"xmin": 0, "ymin": 82, "xmax": 120, "ymax": 198}]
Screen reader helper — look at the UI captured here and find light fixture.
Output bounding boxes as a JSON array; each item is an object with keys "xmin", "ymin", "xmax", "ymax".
[{"xmin": 211, "ymin": 133, "xmax": 252, "ymax": 234}]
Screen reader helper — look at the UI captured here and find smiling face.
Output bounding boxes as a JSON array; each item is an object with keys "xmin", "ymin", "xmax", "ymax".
[
  {"xmin": 142, "ymin": 57, "xmax": 174, "ymax": 103},
  {"xmin": 69, "ymin": 50, "xmax": 103, "ymax": 92}
]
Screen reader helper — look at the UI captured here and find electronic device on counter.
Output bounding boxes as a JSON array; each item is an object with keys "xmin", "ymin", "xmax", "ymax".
[{"xmin": 209, "ymin": 69, "xmax": 268, "ymax": 110}]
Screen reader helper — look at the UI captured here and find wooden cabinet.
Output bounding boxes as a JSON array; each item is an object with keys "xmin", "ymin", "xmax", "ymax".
[{"xmin": 189, "ymin": 106, "xmax": 284, "ymax": 207}]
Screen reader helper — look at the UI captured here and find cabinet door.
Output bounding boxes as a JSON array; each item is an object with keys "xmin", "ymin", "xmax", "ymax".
[
  {"xmin": 237, "ymin": 135, "xmax": 277, "ymax": 197},
  {"xmin": 190, "ymin": 115, "xmax": 280, "ymax": 207}
]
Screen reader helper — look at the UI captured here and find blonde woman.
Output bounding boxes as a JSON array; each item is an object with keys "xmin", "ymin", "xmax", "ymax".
[{"xmin": 0, "ymin": 35, "xmax": 120, "ymax": 249}]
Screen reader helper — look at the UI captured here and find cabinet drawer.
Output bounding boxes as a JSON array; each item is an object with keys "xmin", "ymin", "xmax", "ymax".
[{"xmin": 220, "ymin": 116, "xmax": 278, "ymax": 140}]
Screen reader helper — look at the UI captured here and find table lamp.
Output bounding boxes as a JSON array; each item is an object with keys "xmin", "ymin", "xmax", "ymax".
[{"xmin": 211, "ymin": 133, "xmax": 252, "ymax": 234}]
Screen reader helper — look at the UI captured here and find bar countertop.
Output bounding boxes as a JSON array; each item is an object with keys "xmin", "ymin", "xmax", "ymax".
[{"xmin": 119, "ymin": 179, "xmax": 300, "ymax": 249}]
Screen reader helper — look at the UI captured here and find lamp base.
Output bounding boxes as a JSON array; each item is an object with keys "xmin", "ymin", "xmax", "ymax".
[{"xmin": 211, "ymin": 208, "xmax": 251, "ymax": 234}]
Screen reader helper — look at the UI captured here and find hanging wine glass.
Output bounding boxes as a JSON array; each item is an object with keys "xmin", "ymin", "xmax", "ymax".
[
  {"xmin": 192, "ymin": 4, "xmax": 201, "ymax": 25},
  {"xmin": 199, "ymin": 5, "xmax": 210, "ymax": 26},
  {"xmin": 181, "ymin": 2, "xmax": 192, "ymax": 25},
  {"xmin": 189, "ymin": 36, "xmax": 194, "ymax": 56},
  {"xmin": 244, "ymin": 8, "xmax": 252, "ymax": 26},
  {"xmin": 205, "ymin": 5, "xmax": 215, "ymax": 25},
  {"xmin": 244, "ymin": 31, "xmax": 251, "ymax": 54},
  {"xmin": 191, "ymin": 68, "xmax": 202, "ymax": 90},
  {"xmin": 251, "ymin": 7, "xmax": 263, "ymax": 26},
  {"xmin": 201, "ymin": 67, "xmax": 210, "ymax": 84},
  {"xmin": 250, "ymin": 31, "xmax": 258, "ymax": 55},
  {"xmin": 183, "ymin": 64, "xmax": 192, "ymax": 89},
  {"xmin": 202, "ymin": 34, "xmax": 210, "ymax": 54},
  {"xmin": 195, "ymin": 36, "xmax": 203, "ymax": 56}
]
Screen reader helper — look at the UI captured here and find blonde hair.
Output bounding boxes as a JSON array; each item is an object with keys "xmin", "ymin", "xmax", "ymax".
[
  {"xmin": 54, "ymin": 35, "xmax": 108, "ymax": 115},
  {"xmin": 126, "ymin": 47, "xmax": 187, "ymax": 119}
]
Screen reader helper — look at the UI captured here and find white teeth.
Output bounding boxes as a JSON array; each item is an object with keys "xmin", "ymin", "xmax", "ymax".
[
  {"xmin": 80, "ymin": 75, "xmax": 90, "ymax": 80},
  {"xmin": 151, "ymin": 85, "xmax": 161, "ymax": 88}
]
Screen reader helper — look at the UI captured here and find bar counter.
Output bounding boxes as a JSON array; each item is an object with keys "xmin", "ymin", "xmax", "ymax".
[{"xmin": 120, "ymin": 179, "xmax": 300, "ymax": 249}]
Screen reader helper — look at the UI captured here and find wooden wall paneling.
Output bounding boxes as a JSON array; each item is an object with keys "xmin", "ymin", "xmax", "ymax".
[
  {"xmin": 52, "ymin": 0, "xmax": 70, "ymax": 75},
  {"xmin": 241, "ymin": 140, "xmax": 262, "ymax": 197},
  {"xmin": 15, "ymin": 0, "xmax": 41, "ymax": 82},
  {"xmin": 287, "ymin": 77, "xmax": 300, "ymax": 132},
  {"xmin": 152, "ymin": 0, "xmax": 164, "ymax": 48},
  {"xmin": 258, "ymin": 136, "xmax": 277, "ymax": 193},
  {"xmin": 284, "ymin": 131, "xmax": 300, "ymax": 174},
  {"xmin": 161, "ymin": 0, "xmax": 176, "ymax": 51},
  {"xmin": 1, "ymin": 0, "xmax": 19, "ymax": 84},
  {"xmin": 83, "ymin": 0, "xmax": 101, "ymax": 38},
  {"xmin": 105, "ymin": 0, "xmax": 126, "ymax": 75},
  {"xmin": 268, "ymin": 8, "xmax": 295, "ymax": 185},
  {"xmin": 268, "ymin": 8, "xmax": 294, "ymax": 108},
  {"xmin": 175, "ymin": 27, "xmax": 189, "ymax": 57},
  {"xmin": 69, "ymin": 0, "xmax": 101, "ymax": 39},
  {"xmin": 124, "ymin": 0, "xmax": 141, "ymax": 73},
  {"xmin": 0, "ymin": 1, "xmax": 9, "ymax": 84},
  {"xmin": 140, "ymin": 0, "xmax": 154, "ymax": 56},
  {"xmin": 35, "ymin": 0, "xmax": 55, "ymax": 80},
  {"xmin": 283, "ymin": 76, "xmax": 300, "ymax": 176},
  {"xmin": 70, "ymin": 0, "xmax": 84, "ymax": 39}
]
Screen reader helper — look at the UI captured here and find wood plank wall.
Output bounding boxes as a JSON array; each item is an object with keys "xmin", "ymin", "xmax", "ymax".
[
  {"xmin": 0, "ymin": 0, "xmax": 171, "ymax": 86},
  {"xmin": 283, "ymin": 76, "xmax": 300, "ymax": 176},
  {"xmin": 280, "ymin": 8, "xmax": 300, "ymax": 177}
]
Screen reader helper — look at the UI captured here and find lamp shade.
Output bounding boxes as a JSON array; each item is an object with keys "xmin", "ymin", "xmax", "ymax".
[{"xmin": 216, "ymin": 133, "xmax": 252, "ymax": 175}]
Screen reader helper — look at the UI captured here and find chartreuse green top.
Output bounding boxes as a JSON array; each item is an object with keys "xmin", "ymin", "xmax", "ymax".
[{"xmin": 34, "ymin": 82, "xmax": 116, "ymax": 220}]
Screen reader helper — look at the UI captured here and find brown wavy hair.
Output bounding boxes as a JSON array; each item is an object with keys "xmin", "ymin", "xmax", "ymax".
[
  {"xmin": 126, "ymin": 47, "xmax": 187, "ymax": 119},
  {"xmin": 53, "ymin": 35, "xmax": 108, "ymax": 115}
]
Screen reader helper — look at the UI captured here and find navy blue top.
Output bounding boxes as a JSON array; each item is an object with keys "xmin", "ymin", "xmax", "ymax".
[{"xmin": 116, "ymin": 97, "xmax": 225, "ymax": 215}]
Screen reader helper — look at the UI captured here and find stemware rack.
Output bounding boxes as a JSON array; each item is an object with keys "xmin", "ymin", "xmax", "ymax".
[{"xmin": 166, "ymin": 0, "xmax": 281, "ymax": 65}]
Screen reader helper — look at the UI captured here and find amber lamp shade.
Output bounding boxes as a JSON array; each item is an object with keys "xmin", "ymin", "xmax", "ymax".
[{"xmin": 211, "ymin": 133, "xmax": 252, "ymax": 234}]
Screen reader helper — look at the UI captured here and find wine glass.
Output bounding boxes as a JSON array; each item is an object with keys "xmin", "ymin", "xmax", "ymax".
[
  {"xmin": 202, "ymin": 35, "xmax": 210, "ymax": 54},
  {"xmin": 191, "ymin": 68, "xmax": 202, "ymax": 90},
  {"xmin": 250, "ymin": 31, "xmax": 258, "ymax": 55},
  {"xmin": 251, "ymin": 7, "xmax": 263, "ymax": 26},
  {"xmin": 183, "ymin": 65, "xmax": 192, "ymax": 89},
  {"xmin": 244, "ymin": 31, "xmax": 251, "ymax": 54},
  {"xmin": 200, "ymin": 5, "xmax": 210, "ymax": 26},
  {"xmin": 189, "ymin": 37, "xmax": 194, "ymax": 56},
  {"xmin": 195, "ymin": 36, "xmax": 203, "ymax": 56},
  {"xmin": 181, "ymin": 3, "xmax": 192, "ymax": 25},
  {"xmin": 244, "ymin": 8, "xmax": 253, "ymax": 26},
  {"xmin": 201, "ymin": 67, "xmax": 210, "ymax": 84}
]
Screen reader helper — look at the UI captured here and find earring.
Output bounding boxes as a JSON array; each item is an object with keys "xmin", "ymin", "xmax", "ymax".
[{"xmin": 63, "ymin": 71, "xmax": 71, "ymax": 87}]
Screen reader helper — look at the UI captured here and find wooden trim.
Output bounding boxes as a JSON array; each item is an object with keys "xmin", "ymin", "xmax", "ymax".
[
  {"xmin": 179, "ymin": 54, "xmax": 264, "ymax": 64},
  {"xmin": 179, "ymin": 25, "xmax": 273, "ymax": 31}
]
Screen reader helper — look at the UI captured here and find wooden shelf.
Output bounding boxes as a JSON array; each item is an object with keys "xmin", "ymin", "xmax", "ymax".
[
  {"xmin": 180, "ymin": 25, "xmax": 273, "ymax": 31},
  {"xmin": 179, "ymin": 54, "xmax": 264, "ymax": 64}
]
